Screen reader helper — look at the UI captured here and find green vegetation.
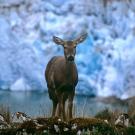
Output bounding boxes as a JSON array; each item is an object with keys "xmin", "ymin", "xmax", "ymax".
[{"xmin": 0, "ymin": 103, "xmax": 134, "ymax": 135}]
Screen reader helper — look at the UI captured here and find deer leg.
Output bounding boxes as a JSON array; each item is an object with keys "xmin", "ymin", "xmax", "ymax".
[
  {"xmin": 68, "ymin": 91, "xmax": 75, "ymax": 120},
  {"xmin": 58, "ymin": 100, "xmax": 63, "ymax": 119},
  {"xmin": 56, "ymin": 103, "xmax": 60, "ymax": 117},
  {"xmin": 57, "ymin": 102, "xmax": 66, "ymax": 120},
  {"xmin": 57, "ymin": 94, "xmax": 66, "ymax": 120},
  {"xmin": 62, "ymin": 100, "xmax": 66, "ymax": 121},
  {"xmin": 52, "ymin": 100, "xmax": 58, "ymax": 117}
]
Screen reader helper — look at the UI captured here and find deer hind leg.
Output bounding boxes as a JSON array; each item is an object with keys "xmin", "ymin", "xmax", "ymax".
[
  {"xmin": 48, "ymin": 88, "xmax": 58, "ymax": 117},
  {"xmin": 62, "ymin": 99, "xmax": 66, "ymax": 121},
  {"xmin": 52, "ymin": 100, "xmax": 58, "ymax": 117}
]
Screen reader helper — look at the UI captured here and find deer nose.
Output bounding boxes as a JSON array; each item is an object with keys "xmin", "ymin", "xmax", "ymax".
[{"xmin": 67, "ymin": 55, "xmax": 74, "ymax": 61}]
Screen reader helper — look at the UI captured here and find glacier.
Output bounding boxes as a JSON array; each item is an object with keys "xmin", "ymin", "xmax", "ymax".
[{"xmin": 0, "ymin": 0, "xmax": 135, "ymax": 99}]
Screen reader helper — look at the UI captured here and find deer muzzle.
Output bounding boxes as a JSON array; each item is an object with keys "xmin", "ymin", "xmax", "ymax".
[{"xmin": 67, "ymin": 55, "xmax": 74, "ymax": 61}]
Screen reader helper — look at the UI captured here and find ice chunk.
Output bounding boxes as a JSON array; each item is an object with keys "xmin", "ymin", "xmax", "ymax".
[{"xmin": 10, "ymin": 78, "xmax": 31, "ymax": 91}]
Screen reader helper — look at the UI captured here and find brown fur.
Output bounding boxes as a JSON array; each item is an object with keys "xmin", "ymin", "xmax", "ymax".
[
  {"xmin": 45, "ymin": 33, "xmax": 87, "ymax": 120},
  {"xmin": 45, "ymin": 56, "xmax": 78, "ymax": 120}
]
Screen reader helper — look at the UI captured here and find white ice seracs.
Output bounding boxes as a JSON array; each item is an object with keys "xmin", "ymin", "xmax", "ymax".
[{"xmin": 0, "ymin": 0, "xmax": 135, "ymax": 99}]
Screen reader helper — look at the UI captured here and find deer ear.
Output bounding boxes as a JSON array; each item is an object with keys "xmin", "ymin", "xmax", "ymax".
[
  {"xmin": 53, "ymin": 36, "xmax": 65, "ymax": 45},
  {"xmin": 75, "ymin": 33, "xmax": 88, "ymax": 44}
]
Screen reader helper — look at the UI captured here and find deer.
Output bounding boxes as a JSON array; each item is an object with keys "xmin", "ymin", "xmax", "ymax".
[{"xmin": 45, "ymin": 33, "xmax": 87, "ymax": 121}]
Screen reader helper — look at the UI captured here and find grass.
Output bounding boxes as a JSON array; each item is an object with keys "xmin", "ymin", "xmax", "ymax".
[
  {"xmin": 0, "ymin": 104, "xmax": 11, "ymax": 124},
  {"xmin": 95, "ymin": 108, "xmax": 123, "ymax": 125},
  {"xmin": 38, "ymin": 103, "xmax": 52, "ymax": 117}
]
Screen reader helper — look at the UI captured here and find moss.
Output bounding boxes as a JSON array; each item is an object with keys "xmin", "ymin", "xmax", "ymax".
[
  {"xmin": 17, "ymin": 117, "xmax": 118, "ymax": 135},
  {"xmin": 70, "ymin": 117, "xmax": 118, "ymax": 135},
  {"xmin": 123, "ymin": 126, "xmax": 135, "ymax": 135},
  {"xmin": 0, "ymin": 128, "xmax": 17, "ymax": 135},
  {"xmin": 36, "ymin": 117, "xmax": 64, "ymax": 126},
  {"xmin": 17, "ymin": 120, "xmax": 37, "ymax": 134},
  {"xmin": 95, "ymin": 108, "xmax": 113, "ymax": 122},
  {"xmin": 0, "ymin": 116, "xmax": 134, "ymax": 135}
]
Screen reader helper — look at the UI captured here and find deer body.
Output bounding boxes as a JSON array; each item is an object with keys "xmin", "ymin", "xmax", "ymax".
[
  {"xmin": 46, "ymin": 56, "xmax": 78, "ymax": 92},
  {"xmin": 45, "ymin": 34, "xmax": 87, "ymax": 120}
]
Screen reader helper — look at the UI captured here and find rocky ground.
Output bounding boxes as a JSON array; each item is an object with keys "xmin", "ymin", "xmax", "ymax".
[
  {"xmin": 0, "ymin": 117, "xmax": 125, "ymax": 135},
  {"xmin": 0, "ymin": 109, "xmax": 135, "ymax": 135}
]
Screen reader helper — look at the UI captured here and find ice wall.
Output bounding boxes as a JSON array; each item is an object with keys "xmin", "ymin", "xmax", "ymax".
[{"xmin": 0, "ymin": 0, "xmax": 135, "ymax": 99}]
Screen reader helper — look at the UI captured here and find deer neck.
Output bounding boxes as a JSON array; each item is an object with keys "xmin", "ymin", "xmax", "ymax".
[{"xmin": 65, "ymin": 60, "xmax": 75, "ymax": 85}]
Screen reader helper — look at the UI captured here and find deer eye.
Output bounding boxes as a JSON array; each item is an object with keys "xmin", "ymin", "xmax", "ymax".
[
  {"xmin": 64, "ymin": 46, "xmax": 68, "ymax": 49},
  {"xmin": 73, "ymin": 46, "xmax": 76, "ymax": 49}
]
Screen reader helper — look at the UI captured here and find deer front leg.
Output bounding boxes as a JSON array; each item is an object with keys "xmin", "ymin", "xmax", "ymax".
[
  {"xmin": 67, "ymin": 91, "xmax": 75, "ymax": 120},
  {"xmin": 57, "ymin": 93, "xmax": 66, "ymax": 121}
]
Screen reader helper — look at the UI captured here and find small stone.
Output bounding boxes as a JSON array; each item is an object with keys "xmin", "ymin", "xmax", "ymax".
[
  {"xmin": 71, "ymin": 123, "xmax": 77, "ymax": 130},
  {"xmin": 54, "ymin": 124, "xmax": 59, "ymax": 133},
  {"xmin": 63, "ymin": 127, "xmax": 69, "ymax": 131},
  {"xmin": 0, "ymin": 114, "xmax": 5, "ymax": 122},
  {"xmin": 77, "ymin": 130, "xmax": 82, "ymax": 135},
  {"xmin": 43, "ymin": 130, "xmax": 47, "ymax": 133},
  {"xmin": 104, "ymin": 119, "xmax": 108, "ymax": 123},
  {"xmin": 58, "ymin": 118, "xmax": 61, "ymax": 122}
]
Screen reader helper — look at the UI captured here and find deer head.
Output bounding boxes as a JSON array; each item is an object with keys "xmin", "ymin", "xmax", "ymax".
[{"xmin": 53, "ymin": 33, "xmax": 88, "ymax": 62}]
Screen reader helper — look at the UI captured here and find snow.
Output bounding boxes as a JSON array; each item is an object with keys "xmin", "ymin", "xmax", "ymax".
[{"xmin": 0, "ymin": 0, "xmax": 135, "ymax": 99}]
